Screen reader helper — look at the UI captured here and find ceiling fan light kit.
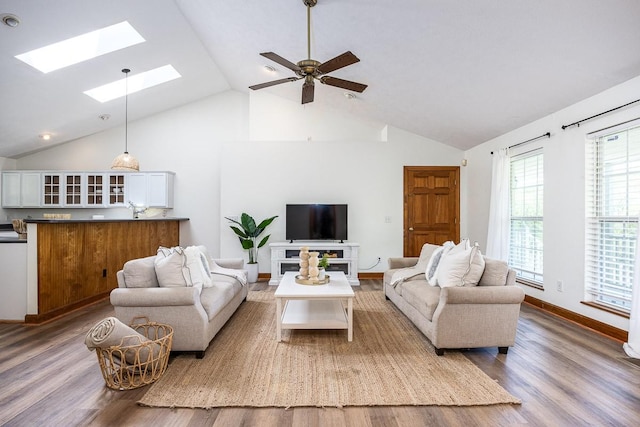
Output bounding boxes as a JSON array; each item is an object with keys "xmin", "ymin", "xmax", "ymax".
[{"xmin": 249, "ymin": 0, "xmax": 367, "ymax": 104}]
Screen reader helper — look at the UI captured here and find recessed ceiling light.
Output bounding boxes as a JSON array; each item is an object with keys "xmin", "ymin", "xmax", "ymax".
[
  {"xmin": 98, "ymin": 114, "xmax": 111, "ymax": 121},
  {"xmin": 1, "ymin": 14, "xmax": 20, "ymax": 28},
  {"xmin": 84, "ymin": 65, "xmax": 181, "ymax": 103},
  {"xmin": 39, "ymin": 133, "xmax": 52, "ymax": 141},
  {"xmin": 344, "ymin": 92, "xmax": 356, "ymax": 100},
  {"xmin": 15, "ymin": 21, "xmax": 145, "ymax": 73}
]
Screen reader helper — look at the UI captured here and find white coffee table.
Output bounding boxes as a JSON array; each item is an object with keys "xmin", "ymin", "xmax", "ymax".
[{"xmin": 275, "ymin": 271, "xmax": 354, "ymax": 342}]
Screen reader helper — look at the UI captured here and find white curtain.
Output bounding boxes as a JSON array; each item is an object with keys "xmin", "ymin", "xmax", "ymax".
[
  {"xmin": 623, "ymin": 216, "xmax": 640, "ymax": 359},
  {"xmin": 486, "ymin": 148, "xmax": 511, "ymax": 261}
]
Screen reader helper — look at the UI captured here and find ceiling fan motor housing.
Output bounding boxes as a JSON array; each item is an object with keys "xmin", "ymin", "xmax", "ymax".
[
  {"xmin": 297, "ymin": 59, "xmax": 321, "ymax": 76},
  {"xmin": 302, "ymin": 0, "xmax": 317, "ymax": 7}
]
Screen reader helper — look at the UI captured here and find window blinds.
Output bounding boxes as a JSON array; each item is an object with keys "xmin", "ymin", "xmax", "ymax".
[
  {"xmin": 509, "ymin": 150, "xmax": 544, "ymax": 284},
  {"xmin": 585, "ymin": 123, "xmax": 640, "ymax": 312}
]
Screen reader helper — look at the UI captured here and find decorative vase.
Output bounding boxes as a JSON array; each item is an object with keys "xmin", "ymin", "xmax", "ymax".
[
  {"xmin": 308, "ymin": 252, "xmax": 320, "ymax": 280},
  {"xmin": 318, "ymin": 268, "xmax": 326, "ymax": 280},
  {"xmin": 245, "ymin": 262, "xmax": 259, "ymax": 283},
  {"xmin": 299, "ymin": 247, "xmax": 310, "ymax": 278}
]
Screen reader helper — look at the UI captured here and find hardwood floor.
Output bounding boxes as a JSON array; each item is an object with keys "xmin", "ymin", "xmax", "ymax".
[{"xmin": 1, "ymin": 280, "xmax": 638, "ymax": 426}]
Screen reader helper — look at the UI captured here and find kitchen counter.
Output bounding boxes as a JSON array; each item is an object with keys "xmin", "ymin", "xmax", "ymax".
[
  {"xmin": 24, "ymin": 217, "xmax": 189, "ymax": 224},
  {"xmin": 4, "ymin": 218, "xmax": 186, "ymax": 323},
  {"xmin": 0, "ymin": 230, "xmax": 26, "ymax": 243}
]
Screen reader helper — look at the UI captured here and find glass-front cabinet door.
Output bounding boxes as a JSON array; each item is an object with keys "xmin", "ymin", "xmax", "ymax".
[
  {"xmin": 86, "ymin": 174, "xmax": 105, "ymax": 207},
  {"xmin": 42, "ymin": 173, "xmax": 62, "ymax": 206},
  {"xmin": 108, "ymin": 174, "xmax": 126, "ymax": 206},
  {"xmin": 64, "ymin": 174, "xmax": 83, "ymax": 206}
]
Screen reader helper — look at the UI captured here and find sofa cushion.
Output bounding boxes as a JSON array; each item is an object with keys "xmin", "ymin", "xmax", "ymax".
[
  {"xmin": 200, "ymin": 279, "xmax": 238, "ymax": 321},
  {"xmin": 122, "ymin": 256, "xmax": 159, "ymax": 288},
  {"xmin": 401, "ymin": 281, "xmax": 441, "ymax": 321},
  {"xmin": 437, "ymin": 244, "xmax": 485, "ymax": 287},
  {"xmin": 478, "ymin": 258, "xmax": 509, "ymax": 286}
]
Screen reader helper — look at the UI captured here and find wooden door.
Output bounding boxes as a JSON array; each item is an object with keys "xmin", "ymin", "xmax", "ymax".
[{"xmin": 404, "ymin": 166, "xmax": 460, "ymax": 256}]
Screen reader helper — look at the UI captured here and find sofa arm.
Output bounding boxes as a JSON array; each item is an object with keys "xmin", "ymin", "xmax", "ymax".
[
  {"xmin": 388, "ymin": 257, "xmax": 419, "ymax": 269},
  {"xmin": 110, "ymin": 287, "xmax": 200, "ymax": 307},
  {"xmin": 213, "ymin": 258, "xmax": 244, "ymax": 269},
  {"xmin": 439, "ymin": 285, "xmax": 525, "ymax": 305}
]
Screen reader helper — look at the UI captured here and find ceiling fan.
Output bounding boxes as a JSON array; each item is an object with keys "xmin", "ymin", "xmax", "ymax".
[{"xmin": 249, "ymin": 0, "xmax": 367, "ymax": 104}]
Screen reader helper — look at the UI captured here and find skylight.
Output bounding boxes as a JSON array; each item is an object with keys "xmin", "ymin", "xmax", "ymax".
[
  {"xmin": 84, "ymin": 65, "xmax": 182, "ymax": 103},
  {"xmin": 15, "ymin": 21, "xmax": 145, "ymax": 73}
]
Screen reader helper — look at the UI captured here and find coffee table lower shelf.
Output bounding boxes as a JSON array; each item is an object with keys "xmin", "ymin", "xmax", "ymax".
[{"xmin": 277, "ymin": 299, "xmax": 353, "ymax": 341}]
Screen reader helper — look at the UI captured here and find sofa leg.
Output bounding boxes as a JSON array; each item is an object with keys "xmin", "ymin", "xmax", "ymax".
[
  {"xmin": 498, "ymin": 347, "xmax": 509, "ymax": 354},
  {"xmin": 434, "ymin": 347, "xmax": 444, "ymax": 356},
  {"xmin": 195, "ymin": 351, "xmax": 205, "ymax": 359}
]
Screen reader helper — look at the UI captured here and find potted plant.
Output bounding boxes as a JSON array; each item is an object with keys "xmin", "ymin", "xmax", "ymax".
[
  {"xmin": 318, "ymin": 254, "xmax": 330, "ymax": 279},
  {"xmin": 225, "ymin": 213, "xmax": 278, "ymax": 283}
]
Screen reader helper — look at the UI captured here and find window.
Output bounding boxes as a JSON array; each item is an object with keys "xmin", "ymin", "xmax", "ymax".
[
  {"xmin": 585, "ymin": 124, "xmax": 640, "ymax": 313},
  {"xmin": 509, "ymin": 150, "xmax": 544, "ymax": 286}
]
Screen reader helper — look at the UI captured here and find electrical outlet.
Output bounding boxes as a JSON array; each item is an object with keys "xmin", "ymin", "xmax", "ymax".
[
  {"xmin": 556, "ymin": 280, "xmax": 563, "ymax": 292},
  {"xmin": 384, "ymin": 216, "xmax": 392, "ymax": 223}
]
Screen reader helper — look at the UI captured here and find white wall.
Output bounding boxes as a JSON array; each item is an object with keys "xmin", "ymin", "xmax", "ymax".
[
  {"xmin": 465, "ymin": 74, "xmax": 640, "ymax": 332},
  {"xmin": 223, "ymin": 93, "xmax": 464, "ymax": 271}
]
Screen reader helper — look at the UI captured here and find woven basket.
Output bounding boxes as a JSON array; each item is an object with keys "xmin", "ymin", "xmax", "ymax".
[{"xmin": 95, "ymin": 319, "xmax": 173, "ymax": 390}]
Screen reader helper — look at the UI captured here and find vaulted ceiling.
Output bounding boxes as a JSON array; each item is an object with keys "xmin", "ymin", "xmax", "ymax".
[{"xmin": 1, "ymin": 0, "xmax": 640, "ymax": 158}]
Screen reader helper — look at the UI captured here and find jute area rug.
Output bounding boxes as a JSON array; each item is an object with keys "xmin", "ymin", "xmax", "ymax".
[{"xmin": 138, "ymin": 289, "xmax": 520, "ymax": 408}]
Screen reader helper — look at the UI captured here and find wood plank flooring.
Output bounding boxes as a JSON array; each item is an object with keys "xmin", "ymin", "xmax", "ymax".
[{"xmin": 1, "ymin": 280, "xmax": 639, "ymax": 426}]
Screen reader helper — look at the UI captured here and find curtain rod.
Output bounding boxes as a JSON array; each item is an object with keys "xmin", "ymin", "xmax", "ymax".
[
  {"xmin": 491, "ymin": 132, "xmax": 550, "ymax": 154},
  {"xmin": 561, "ymin": 98, "xmax": 640, "ymax": 130}
]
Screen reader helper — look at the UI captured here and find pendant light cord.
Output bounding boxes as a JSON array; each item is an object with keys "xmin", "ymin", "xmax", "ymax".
[{"xmin": 122, "ymin": 68, "xmax": 130, "ymax": 154}]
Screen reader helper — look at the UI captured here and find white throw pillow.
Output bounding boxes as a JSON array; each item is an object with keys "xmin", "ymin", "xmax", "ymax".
[
  {"xmin": 155, "ymin": 246, "xmax": 190, "ymax": 288},
  {"xmin": 426, "ymin": 241, "xmax": 454, "ymax": 286},
  {"xmin": 437, "ymin": 244, "xmax": 485, "ymax": 288},
  {"xmin": 184, "ymin": 246, "xmax": 212, "ymax": 289}
]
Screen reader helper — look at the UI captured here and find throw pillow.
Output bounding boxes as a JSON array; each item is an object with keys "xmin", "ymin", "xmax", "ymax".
[
  {"xmin": 122, "ymin": 256, "xmax": 159, "ymax": 288},
  {"xmin": 184, "ymin": 246, "xmax": 212, "ymax": 289},
  {"xmin": 437, "ymin": 244, "xmax": 485, "ymax": 288},
  {"xmin": 155, "ymin": 246, "xmax": 190, "ymax": 288},
  {"xmin": 426, "ymin": 241, "xmax": 454, "ymax": 286}
]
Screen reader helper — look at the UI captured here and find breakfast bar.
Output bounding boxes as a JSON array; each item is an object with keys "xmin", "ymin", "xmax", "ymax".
[{"xmin": 0, "ymin": 217, "xmax": 188, "ymax": 323}]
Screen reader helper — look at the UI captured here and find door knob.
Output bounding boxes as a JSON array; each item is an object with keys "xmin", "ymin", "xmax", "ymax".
[{"xmin": 409, "ymin": 227, "xmax": 414, "ymax": 231}]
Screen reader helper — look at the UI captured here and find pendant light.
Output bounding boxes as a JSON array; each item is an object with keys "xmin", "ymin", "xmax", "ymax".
[{"xmin": 111, "ymin": 68, "xmax": 140, "ymax": 171}]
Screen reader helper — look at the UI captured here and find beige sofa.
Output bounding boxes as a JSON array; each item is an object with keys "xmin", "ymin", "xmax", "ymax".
[
  {"xmin": 384, "ymin": 243, "xmax": 525, "ymax": 356},
  {"xmin": 110, "ymin": 249, "xmax": 248, "ymax": 358}
]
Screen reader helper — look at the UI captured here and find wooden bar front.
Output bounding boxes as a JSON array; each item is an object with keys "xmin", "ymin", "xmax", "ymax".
[{"xmin": 25, "ymin": 219, "xmax": 184, "ymax": 323}]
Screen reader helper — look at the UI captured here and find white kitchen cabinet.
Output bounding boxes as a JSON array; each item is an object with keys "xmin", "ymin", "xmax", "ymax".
[
  {"xmin": 126, "ymin": 172, "xmax": 174, "ymax": 208},
  {"xmin": 1, "ymin": 171, "xmax": 174, "ymax": 209},
  {"xmin": 1, "ymin": 172, "xmax": 41, "ymax": 208}
]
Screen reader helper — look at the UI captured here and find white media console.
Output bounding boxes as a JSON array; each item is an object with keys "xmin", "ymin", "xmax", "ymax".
[{"xmin": 269, "ymin": 241, "xmax": 360, "ymax": 286}]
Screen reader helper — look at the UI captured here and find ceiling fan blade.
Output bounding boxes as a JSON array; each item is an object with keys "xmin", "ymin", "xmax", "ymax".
[
  {"xmin": 317, "ymin": 51, "xmax": 360, "ymax": 74},
  {"xmin": 260, "ymin": 52, "xmax": 301, "ymax": 72},
  {"xmin": 302, "ymin": 80, "xmax": 315, "ymax": 104},
  {"xmin": 320, "ymin": 76, "xmax": 367, "ymax": 93},
  {"xmin": 249, "ymin": 77, "xmax": 299, "ymax": 90}
]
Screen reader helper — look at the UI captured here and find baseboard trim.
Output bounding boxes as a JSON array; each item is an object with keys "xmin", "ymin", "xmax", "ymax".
[
  {"xmin": 358, "ymin": 272, "xmax": 383, "ymax": 279},
  {"xmin": 524, "ymin": 295, "xmax": 628, "ymax": 343},
  {"xmin": 24, "ymin": 292, "xmax": 111, "ymax": 325}
]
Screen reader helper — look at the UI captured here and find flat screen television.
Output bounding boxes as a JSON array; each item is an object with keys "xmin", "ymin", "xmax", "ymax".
[{"xmin": 286, "ymin": 204, "xmax": 348, "ymax": 242}]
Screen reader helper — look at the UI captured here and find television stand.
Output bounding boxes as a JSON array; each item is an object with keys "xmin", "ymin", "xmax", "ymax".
[{"xmin": 269, "ymin": 241, "xmax": 360, "ymax": 286}]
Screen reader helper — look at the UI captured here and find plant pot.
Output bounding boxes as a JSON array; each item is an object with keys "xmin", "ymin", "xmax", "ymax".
[
  {"xmin": 318, "ymin": 268, "xmax": 326, "ymax": 280},
  {"xmin": 245, "ymin": 262, "xmax": 259, "ymax": 283}
]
